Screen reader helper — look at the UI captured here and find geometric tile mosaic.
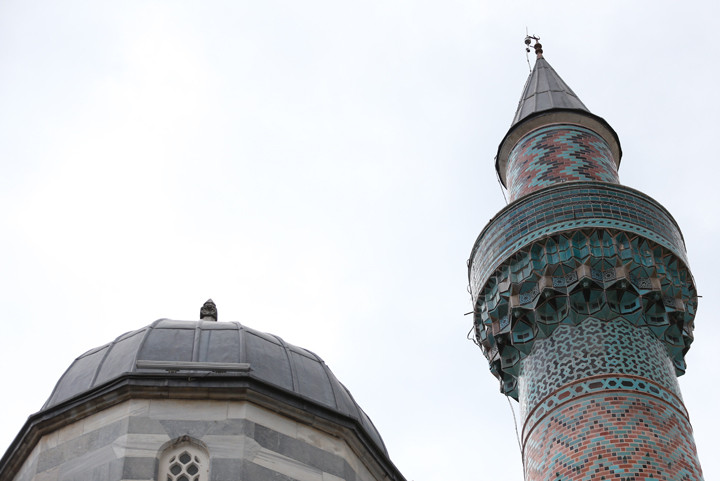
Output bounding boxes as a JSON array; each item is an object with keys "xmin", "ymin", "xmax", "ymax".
[
  {"xmin": 506, "ymin": 125, "xmax": 620, "ymax": 202},
  {"xmin": 518, "ymin": 317, "xmax": 689, "ymax": 456},
  {"xmin": 519, "ymin": 317, "xmax": 682, "ymax": 425}
]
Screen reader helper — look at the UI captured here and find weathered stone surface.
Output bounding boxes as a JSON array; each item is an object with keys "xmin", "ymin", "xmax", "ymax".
[
  {"xmin": 56, "ymin": 447, "xmax": 122, "ymax": 481},
  {"xmin": 121, "ymin": 456, "xmax": 156, "ymax": 480},
  {"xmin": 36, "ymin": 419, "xmax": 126, "ymax": 473},
  {"xmin": 243, "ymin": 460, "xmax": 301, "ymax": 481},
  {"xmin": 127, "ymin": 416, "xmax": 165, "ymax": 435},
  {"xmin": 209, "ymin": 457, "xmax": 243, "ymax": 481}
]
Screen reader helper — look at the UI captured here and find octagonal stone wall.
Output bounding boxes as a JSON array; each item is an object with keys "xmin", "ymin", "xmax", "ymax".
[{"xmin": 11, "ymin": 399, "xmax": 390, "ymax": 481}]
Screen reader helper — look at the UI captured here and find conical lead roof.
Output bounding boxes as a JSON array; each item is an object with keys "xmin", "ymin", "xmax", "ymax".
[
  {"xmin": 495, "ymin": 53, "xmax": 621, "ymax": 187},
  {"xmin": 511, "ymin": 56, "xmax": 589, "ymax": 126}
]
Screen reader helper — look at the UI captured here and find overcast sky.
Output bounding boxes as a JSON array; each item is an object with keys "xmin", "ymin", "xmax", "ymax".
[{"xmin": 1, "ymin": 2, "xmax": 719, "ymax": 480}]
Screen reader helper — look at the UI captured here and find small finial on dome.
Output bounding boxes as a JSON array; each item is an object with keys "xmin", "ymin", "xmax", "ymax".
[{"xmin": 200, "ymin": 299, "xmax": 218, "ymax": 322}]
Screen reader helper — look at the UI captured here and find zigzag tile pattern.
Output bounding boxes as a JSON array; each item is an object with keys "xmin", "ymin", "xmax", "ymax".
[
  {"xmin": 523, "ymin": 393, "xmax": 703, "ymax": 481},
  {"xmin": 506, "ymin": 125, "xmax": 619, "ymax": 201},
  {"xmin": 521, "ymin": 374, "xmax": 688, "ymax": 447}
]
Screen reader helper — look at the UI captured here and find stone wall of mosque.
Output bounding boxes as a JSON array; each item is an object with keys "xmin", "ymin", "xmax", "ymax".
[{"xmin": 12, "ymin": 399, "xmax": 385, "ymax": 481}]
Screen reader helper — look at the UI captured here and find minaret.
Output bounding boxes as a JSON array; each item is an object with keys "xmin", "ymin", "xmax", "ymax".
[{"xmin": 469, "ymin": 38, "xmax": 703, "ymax": 480}]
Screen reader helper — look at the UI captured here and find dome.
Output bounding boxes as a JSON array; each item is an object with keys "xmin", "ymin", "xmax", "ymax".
[{"xmin": 43, "ymin": 319, "xmax": 387, "ymax": 454}]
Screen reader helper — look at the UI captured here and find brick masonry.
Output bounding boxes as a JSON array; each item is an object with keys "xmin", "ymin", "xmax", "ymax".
[
  {"xmin": 523, "ymin": 393, "xmax": 702, "ymax": 480},
  {"xmin": 506, "ymin": 125, "xmax": 619, "ymax": 202}
]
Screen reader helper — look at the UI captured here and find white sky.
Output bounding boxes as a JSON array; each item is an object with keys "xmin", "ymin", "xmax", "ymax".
[{"xmin": 1, "ymin": 2, "xmax": 718, "ymax": 480}]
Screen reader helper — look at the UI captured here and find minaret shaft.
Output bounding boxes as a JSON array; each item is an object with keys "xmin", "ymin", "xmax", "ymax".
[{"xmin": 519, "ymin": 318, "xmax": 701, "ymax": 479}]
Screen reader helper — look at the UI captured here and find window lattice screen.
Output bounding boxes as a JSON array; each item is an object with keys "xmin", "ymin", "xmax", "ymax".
[{"xmin": 160, "ymin": 441, "xmax": 208, "ymax": 481}]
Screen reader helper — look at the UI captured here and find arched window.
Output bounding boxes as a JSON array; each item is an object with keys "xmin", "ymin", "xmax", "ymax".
[{"xmin": 158, "ymin": 436, "xmax": 209, "ymax": 481}]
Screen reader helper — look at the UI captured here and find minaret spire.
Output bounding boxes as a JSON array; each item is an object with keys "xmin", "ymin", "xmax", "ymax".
[
  {"xmin": 512, "ymin": 52, "xmax": 589, "ymax": 126},
  {"xmin": 495, "ymin": 41, "xmax": 622, "ymax": 199}
]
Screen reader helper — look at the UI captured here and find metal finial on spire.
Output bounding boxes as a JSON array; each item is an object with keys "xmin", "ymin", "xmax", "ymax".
[
  {"xmin": 524, "ymin": 34, "xmax": 542, "ymax": 58},
  {"xmin": 200, "ymin": 299, "xmax": 218, "ymax": 322}
]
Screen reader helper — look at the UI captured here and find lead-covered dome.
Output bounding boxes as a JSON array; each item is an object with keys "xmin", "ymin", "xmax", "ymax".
[{"xmin": 43, "ymin": 319, "xmax": 387, "ymax": 453}]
